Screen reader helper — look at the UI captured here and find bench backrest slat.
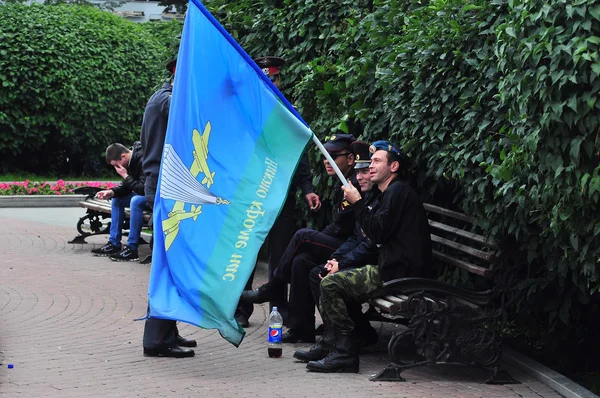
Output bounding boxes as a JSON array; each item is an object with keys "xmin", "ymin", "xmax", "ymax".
[
  {"xmin": 424, "ymin": 203, "xmax": 474, "ymax": 223},
  {"xmin": 428, "ymin": 220, "xmax": 499, "ymax": 250},
  {"xmin": 432, "ymin": 249, "xmax": 492, "ymax": 277},
  {"xmin": 430, "ymin": 234, "xmax": 496, "ymax": 263}
]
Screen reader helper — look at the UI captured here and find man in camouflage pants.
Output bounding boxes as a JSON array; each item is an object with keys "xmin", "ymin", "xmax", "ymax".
[{"xmin": 294, "ymin": 140, "xmax": 433, "ymax": 374}]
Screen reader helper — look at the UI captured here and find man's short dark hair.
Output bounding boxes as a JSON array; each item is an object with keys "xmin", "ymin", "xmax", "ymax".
[{"xmin": 105, "ymin": 143, "xmax": 129, "ymax": 164}]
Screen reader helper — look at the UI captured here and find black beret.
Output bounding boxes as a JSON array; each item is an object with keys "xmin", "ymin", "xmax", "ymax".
[
  {"xmin": 323, "ymin": 133, "xmax": 356, "ymax": 153},
  {"xmin": 254, "ymin": 56, "xmax": 286, "ymax": 76}
]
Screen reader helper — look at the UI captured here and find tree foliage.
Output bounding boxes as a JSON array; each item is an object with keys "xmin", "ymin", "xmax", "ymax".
[
  {"xmin": 203, "ymin": 0, "xmax": 600, "ymax": 349},
  {"xmin": 0, "ymin": 4, "xmax": 175, "ymax": 175}
]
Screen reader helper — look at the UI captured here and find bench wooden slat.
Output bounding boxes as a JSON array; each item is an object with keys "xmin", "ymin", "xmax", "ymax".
[
  {"xmin": 79, "ymin": 199, "xmax": 152, "ymax": 222},
  {"xmin": 428, "ymin": 220, "xmax": 500, "ymax": 250},
  {"xmin": 430, "ymin": 234, "xmax": 496, "ymax": 263},
  {"xmin": 79, "ymin": 200, "xmax": 111, "ymax": 213},
  {"xmin": 382, "ymin": 294, "xmax": 408, "ymax": 305},
  {"xmin": 371, "ymin": 297, "xmax": 400, "ymax": 314},
  {"xmin": 432, "ymin": 249, "xmax": 492, "ymax": 277},
  {"xmin": 424, "ymin": 203, "xmax": 475, "ymax": 224}
]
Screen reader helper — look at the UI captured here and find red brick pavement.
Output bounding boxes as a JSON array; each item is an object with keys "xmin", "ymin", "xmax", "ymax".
[{"xmin": 0, "ymin": 213, "xmax": 564, "ymax": 397}]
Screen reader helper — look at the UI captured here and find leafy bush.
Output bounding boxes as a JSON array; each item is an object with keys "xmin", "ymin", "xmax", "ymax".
[
  {"xmin": 0, "ymin": 4, "xmax": 169, "ymax": 175},
  {"xmin": 204, "ymin": 0, "xmax": 600, "ymax": 353}
]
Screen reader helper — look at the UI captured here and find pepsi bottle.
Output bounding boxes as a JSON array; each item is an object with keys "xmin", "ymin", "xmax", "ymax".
[{"xmin": 268, "ymin": 306, "xmax": 283, "ymax": 358}]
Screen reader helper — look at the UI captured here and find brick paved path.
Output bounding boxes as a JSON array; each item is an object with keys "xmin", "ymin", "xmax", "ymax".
[{"xmin": 0, "ymin": 210, "xmax": 564, "ymax": 397}]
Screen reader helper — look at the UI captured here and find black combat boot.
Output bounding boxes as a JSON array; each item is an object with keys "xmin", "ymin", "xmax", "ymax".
[
  {"xmin": 293, "ymin": 327, "xmax": 334, "ymax": 362},
  {"xmin": 306, "ymin": 331, "xmax": 359, "ymax": 373}
]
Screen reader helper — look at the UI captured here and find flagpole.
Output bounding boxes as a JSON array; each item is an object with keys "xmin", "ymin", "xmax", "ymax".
[{"xmin": 189, "ymin": 0, "xmax": 352, "ymax": 190}]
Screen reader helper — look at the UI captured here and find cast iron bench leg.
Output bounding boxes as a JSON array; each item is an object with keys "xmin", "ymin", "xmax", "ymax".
[{"xmin": 68, "ymin": 212, "xmax": 110, "ymax": 244}]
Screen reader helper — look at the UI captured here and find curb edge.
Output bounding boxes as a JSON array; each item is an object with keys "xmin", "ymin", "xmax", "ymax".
[{"xmin": 503, "ymin": 347, "xmax": 599, "ymax": 398}]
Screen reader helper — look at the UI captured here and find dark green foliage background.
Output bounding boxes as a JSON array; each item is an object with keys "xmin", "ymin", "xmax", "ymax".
[
  {"xmin": 205, "ymin": 0, "xmax": 600, "ymax": 361},
  {"xmin": 0, "ymin": 4, "xmax": 178, "ymax": 175}
]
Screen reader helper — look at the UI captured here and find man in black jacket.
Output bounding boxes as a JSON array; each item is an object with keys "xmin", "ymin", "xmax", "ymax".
[
  {"xmin": 140, "ymin": 58, "xmax": 196, "ymax": 359},
  {"xmin": 297, "ymin": 140, "xmax": 433, "ymax": 374},
  {"xmin": 91, "ymin": 142, "xmax": 146, "ymax": 262}
]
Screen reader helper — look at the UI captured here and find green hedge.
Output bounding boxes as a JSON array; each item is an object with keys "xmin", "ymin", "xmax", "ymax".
[
  {"xmin": 0, "ymin": 4, "xmax": 175, "ymax": 175},
  {"xmin": 204, "ymin": 0, "xmax": 600, "ymax": 350}
]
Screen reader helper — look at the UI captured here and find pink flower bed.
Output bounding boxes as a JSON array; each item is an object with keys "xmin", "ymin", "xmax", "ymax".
[{"xmin": 0, "ymin": 180, "xmax": 118, "ymax": 195}]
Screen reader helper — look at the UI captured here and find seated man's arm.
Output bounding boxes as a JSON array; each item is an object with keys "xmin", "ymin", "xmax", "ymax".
[
  {"xmin": 127, "ymin": 175, "xmax": 146, "ymax": 197},
  {"xmin": 338, "ymin": 239, "xmax": 379, "ymax": 271},
  {"xmin": 330, "ymin": 235, "xmax": 359, "ymax": 260},
  {"xmin": 352, "ymin": 183, "xmax": 410, "ymax": 244}
]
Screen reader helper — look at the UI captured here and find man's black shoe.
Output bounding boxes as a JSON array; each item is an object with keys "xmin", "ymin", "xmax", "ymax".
[
  {"xmin": 143, "ymin": 346, "xmax": 195, "ymax": 358},
  {"xmin": 91, "ymin": 243, "xmax": 121, "ymax": 257},
  {"xmin": 241, "ymin": 281, "xmax": 278, "ymax": 304},
  {"xmin": 109, "ymin": 246, "xmax": 139, "ymax": 262},
  {"xmin": 282, "ymin": 328, "xmax": 315, "ymax": 344},
  {"xmin": 175, "ymin": 335, "xmax": 197, "ymax": 347},
  {"xmin": 235, "ymin": 313, "xmax": 250, "ymax": 328}
]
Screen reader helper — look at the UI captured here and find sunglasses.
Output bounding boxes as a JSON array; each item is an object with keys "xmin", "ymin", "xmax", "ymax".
[{"xmin": 322, "ymin": 152, "xmax": 351, "ymax": 161}]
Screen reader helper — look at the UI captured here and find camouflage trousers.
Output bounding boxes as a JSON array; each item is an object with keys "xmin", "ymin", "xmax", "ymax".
[{"xmin": 319, "ymin": 265, "xmax": 386, "ymax": 334}]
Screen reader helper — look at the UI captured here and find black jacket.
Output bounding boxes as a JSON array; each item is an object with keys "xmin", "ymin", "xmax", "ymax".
[
  {"xmin": 321, "ymin": 172, "xmax": 360, "ymax": 239},
  {"xmin": 352, "ymin": 178, "xmax": 432, "ymax": 283},
  {"xmin": 140, "ymin": 82, "xmax": 172, "ymax": 191},
  {"xmin": 110, "ymin": 141, "xmax": 146, "ymax": 197},
  {"xmin": 331, "ymin": 188, "xmax": 381, "ymax": 271},
  {"xmin": 291, "ymin": 152, "xmax": 314, "ymax": 197}
]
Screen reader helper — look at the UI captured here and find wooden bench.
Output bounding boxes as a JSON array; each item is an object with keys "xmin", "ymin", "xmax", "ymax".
[
  {"xmin": 367, "ymin": 203, "xmax": 519, "ymax": 384},
  {"xmin": 68, "ymin": 187, "xmax": 152, "ymax": 261}
]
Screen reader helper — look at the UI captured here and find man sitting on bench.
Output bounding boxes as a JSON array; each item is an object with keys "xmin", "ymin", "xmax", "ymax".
[
  {"xmin": 294, "ymin": 140, "xmax": 433, "ymax": 374},
  {"xmin": 91, "ymin": 142, "xmax": 146, "ymax": 262}
]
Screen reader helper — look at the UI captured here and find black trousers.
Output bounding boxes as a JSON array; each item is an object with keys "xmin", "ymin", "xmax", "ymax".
[
  {"xmin": 274, "ymin": 228, "xmax": 345, "ymax": 282},
  {"xmin": 142, "ymin": 188, "xmax": 179, "ymax": 349},
  {"xmin": 143, "ymin": 316, "xmax": 179, "ymax": 349},
  {"xmin": 276, "ymin": 229, "xmax": 346, "ymax": 330}
]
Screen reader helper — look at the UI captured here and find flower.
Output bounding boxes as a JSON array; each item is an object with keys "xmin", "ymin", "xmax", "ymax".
[{"xmin": 0, "ymin": 181, "xmax": 119, "ymax": 195}]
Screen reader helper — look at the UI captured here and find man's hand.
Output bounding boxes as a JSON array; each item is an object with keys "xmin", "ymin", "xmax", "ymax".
[
  {"xmin": 114, "ymin": 164, "xmax": 128, "ymax": 179},
  {"xmin": 305, "ymin": 193, "xmax": 321, "ymax": 211},
  {"xmin": 96, "ymin": 190, "xmax": 114, "ymax": 200},
  {"xmin": 342, "ymin": 180, "xmax": 361, "ymax": 204},
  {"xmin": 320, "ymin": 259, "xmax": 340, "ymax": 279}
]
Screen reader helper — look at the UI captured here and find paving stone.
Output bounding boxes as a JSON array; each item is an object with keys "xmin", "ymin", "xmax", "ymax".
[{"xmin": 0, "ymin": 213, "xmax": 566, "ymax": 397}]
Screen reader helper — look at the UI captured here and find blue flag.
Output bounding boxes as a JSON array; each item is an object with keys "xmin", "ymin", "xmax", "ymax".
[{"xmin": 147, "ymin": 0, "xmax": 313, "ymax": 346}]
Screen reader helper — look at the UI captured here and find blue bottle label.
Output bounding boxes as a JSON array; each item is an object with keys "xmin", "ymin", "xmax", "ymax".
[{"xmin": 268, "ymin": 326, "xmax": 282, "ymax": 343}]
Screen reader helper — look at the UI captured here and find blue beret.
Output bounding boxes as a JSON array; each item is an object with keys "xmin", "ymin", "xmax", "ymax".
[{"xmin": 369, "ymin": 140, "xmax": 408, "ymax": 163}]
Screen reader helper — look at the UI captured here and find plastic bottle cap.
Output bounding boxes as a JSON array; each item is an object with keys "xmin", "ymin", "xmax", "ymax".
[
  {"xmin": 272, "ymin": 306, "xmax": 278, "ymax": 311},
  {"xmin": 8, "ymin": 364, "xmax": 14, "ymax": 369}
]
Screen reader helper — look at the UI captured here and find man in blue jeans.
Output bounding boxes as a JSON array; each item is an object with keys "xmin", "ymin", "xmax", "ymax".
[{"xmin": 91, "ymin": 142, "xmax": 146, "ymax": 262}]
